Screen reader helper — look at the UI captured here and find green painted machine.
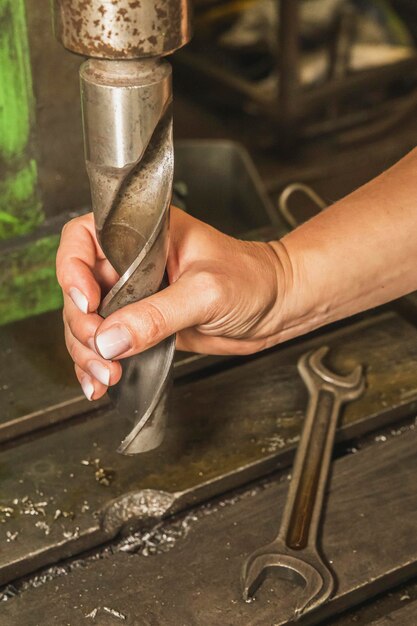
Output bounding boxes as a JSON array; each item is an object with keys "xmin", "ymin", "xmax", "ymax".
[{"xmin": 0, "ymin": 0, "xmax": 89, "ymax": 325}]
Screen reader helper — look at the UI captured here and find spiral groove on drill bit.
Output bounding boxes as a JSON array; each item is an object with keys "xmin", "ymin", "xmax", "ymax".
[{"xmin": 80, "ymin": 59, "xmax": 176, "ymax": 454}]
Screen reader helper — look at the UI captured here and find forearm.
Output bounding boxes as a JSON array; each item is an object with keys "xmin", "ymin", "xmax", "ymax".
[{"xmin": 271, "ymin": 147, "xmax": 417, "ymax": 341}]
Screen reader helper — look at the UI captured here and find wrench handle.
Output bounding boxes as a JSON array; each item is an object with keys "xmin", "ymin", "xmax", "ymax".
[{"xmin": 283, "ymin": 390, "xmax": 340, "ymax": 550}]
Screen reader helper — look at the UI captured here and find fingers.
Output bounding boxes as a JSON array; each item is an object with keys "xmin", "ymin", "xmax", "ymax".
[
  {"xmin": 63, "ymin": 295, "xmax": 122, "ymax": 399},
  {"xmin": 74, "ymin": 364, "xmax": 108, "ymax": 401},
  {"xmin": 65, "ymin": 322, "xmax": 122, "ymax": 399},
  {"xmin": 94, "ymin": 271, "xmax": 219, "ymax": 360},
  {"xmin": 56, "ymin": 213, "xmax": 118, "ymax": 314},
  {"xmin": 63, "ymin": 294, "xmax": 102, "ymax": 349}
]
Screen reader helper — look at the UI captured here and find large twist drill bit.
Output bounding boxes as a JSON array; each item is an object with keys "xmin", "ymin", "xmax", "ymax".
[{"xmin": 53, "ymin": 1, "xmax": 191, "ymax": 455}]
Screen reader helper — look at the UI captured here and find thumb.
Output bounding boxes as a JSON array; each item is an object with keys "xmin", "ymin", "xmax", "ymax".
[{"xmin": 94, "ymin": 272, "xmax": 211, "ymax": 360}]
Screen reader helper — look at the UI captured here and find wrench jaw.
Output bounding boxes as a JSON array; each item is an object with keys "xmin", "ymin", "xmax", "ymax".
[
  {"xmin": 298, "ymin": 346, "xmax": 365, "ymax": 401},
  {"xmin": 294, "ymin": 553, "xmax": 335, "ymax": 620},
  {"xmin": 242, "ymin": 544, "xmax": 334, "ymax": 618},
  {"xmin": 242, "ymin": 549, "xmax": 308, "ymax": 602}
]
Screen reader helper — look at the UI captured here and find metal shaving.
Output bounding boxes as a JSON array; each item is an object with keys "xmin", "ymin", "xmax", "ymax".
[
  {"xmin": 54, "ymin": 509, "xmax": 62, "ymax": 521},
  {"xmin": 63, "ymin": 527, "xmax": 80, "ymax": 540},
  {"xmin": 0, "ymin": 506, "xmax": 14, "ymax": 523},
  {"xmin": 35, "ymin": 521, "xmax": 51, "ymax": 536},
  {"xmin": 117, "ymin": 512, "xmax": 198, "ymax": 556},
  {"xmin": 81, "ymin": 458, "xmax": 115, "ymax": 486},
  {"xmin": 95, "ymin": 468, "xmax": 115, "ymax": 487},
  {"xmin": 0, "ymin": 486, "xmax": 85, "ymax": 549},
  {"xmin": 0, "ymin": 477, "xmax": 271, "ymax": 603},
  {"xmin": 6, "ymin": 531, "xmax": 18, "ymax": 542},
  {"xmin": 0, "ymin": 585, "xmax": 18, "ymax": 601},
  {"xmin": 103, "ymin": 607, "xmax": 127, "ymax": 621},
  {"xmin": 262, "ymin": 434, "xmax": 300, "ymax": 454},
  {"xmin": 5, "ymin": 497, "xmax": 49, "ymax": 519},
  {"xmin": 21, "ymin": 499, "xmax": 48, "ymax": 517},
  {"xmin": 86, "ymin": 607, "xmax": 126, "ymax": 621},
  {"xmin": 1, "ymin": 496, "xmax": 53, "ymax": 524},
  {"xmin": 263, "ymin": 435, "xmax": 286, "ymax": 452}
]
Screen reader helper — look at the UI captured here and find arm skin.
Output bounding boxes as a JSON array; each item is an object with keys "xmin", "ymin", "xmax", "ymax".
[
  {"xmin": 274, "ymin": 146, "xmax": 417, "ymax": 342},
  {"xmin": 56, "ymin": 147, "xmax": 417, "ymax": 400}
]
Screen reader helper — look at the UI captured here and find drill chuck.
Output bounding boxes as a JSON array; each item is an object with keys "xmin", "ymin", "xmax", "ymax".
[{"xmin": 52, "ymin": 0, "xmax": 191, "ymax": 59}]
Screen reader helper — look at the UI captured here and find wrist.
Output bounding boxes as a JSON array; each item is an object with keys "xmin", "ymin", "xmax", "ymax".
[{"xmin": 265, "ymin": 237, "xmax": 326, "ymax": 344}]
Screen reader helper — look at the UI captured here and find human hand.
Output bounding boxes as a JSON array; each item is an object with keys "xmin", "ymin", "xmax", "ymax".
[{"xmin": 56, "ymin": 207, "xmax": 291, "ymax": 400}]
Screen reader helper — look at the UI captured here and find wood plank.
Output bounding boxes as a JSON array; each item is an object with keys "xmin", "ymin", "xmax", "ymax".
[
  {"xmin": 0, "ymin": 313, "xmax": 416, "ymax": 587},
  {"xmin": 3, "ymin": 427, "xmax": 417, "ymax": 625}
]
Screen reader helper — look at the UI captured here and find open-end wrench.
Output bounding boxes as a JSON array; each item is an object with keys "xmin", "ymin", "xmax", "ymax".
[{"xmin": 242, "ymin": 346, "xmax": 365, "ymax": 618}]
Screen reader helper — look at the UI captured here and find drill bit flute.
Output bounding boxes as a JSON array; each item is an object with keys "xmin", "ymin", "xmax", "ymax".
[{"xmin": 52, "ymin": 0, "xmax": 191, "ymax": 454}]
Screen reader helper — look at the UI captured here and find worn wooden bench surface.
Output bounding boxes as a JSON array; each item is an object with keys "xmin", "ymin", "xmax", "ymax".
[{"xmin": 2, "ymin": 424, "xmax": 417, "ymax": 625}]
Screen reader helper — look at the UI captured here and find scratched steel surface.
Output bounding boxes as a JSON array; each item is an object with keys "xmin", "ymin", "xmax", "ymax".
[
  {"xmin": 3, "ymin": 427, "xmax": 417, "ymax": 626},
  {"xmin": 0, "ymin": 310, "xmax": 108, "ymax": 441},
  {"xmin": 1, "ymin": 312, "xmax": 417, "ymax": 587}
]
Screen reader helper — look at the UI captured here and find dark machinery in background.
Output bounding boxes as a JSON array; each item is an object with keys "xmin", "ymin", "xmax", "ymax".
[{"xmin": 176, "ymin": 0, "xmax": 417, "ymax": 146}]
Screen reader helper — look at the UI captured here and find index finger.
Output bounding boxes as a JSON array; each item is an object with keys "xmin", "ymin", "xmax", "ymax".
[{"xmin": 56, "ymin": 213, "xmax": 103, "ymax": 313}]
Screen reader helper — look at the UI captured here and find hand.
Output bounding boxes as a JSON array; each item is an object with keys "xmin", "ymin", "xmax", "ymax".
[{"xmin": 56, "ymin": 207, "xmax": 290, "ymax": 400}]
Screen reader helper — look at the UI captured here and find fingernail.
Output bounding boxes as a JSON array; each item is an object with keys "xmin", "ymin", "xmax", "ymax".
[
  {"xmin": 81, "ymin": 376, "xmax": 94, "ymax": 401},
  {"xmin": 88, "ymin": 361, "xmax": 110, "ymax": 386},
  {"xmin": 69, "ymin": 287, "xmax": 89, "ymax": 314},
  {"xmin": 95, "ymin": 326, "xmax": 132, "ymax": 360}
]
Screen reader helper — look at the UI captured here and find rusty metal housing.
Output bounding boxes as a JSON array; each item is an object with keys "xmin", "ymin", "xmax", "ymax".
[{"xmin": 52, "ymin": 0, "xmax": 192, "ymax": 59}]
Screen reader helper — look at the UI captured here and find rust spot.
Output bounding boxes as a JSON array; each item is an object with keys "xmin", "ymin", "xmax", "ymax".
[
  {"xmin": 155, "ymin": 7, "xmax": 167, "ymax": 19},
  {"xmin": 71, "ymin": 17, "xmax": 83, "ymax": 36}
]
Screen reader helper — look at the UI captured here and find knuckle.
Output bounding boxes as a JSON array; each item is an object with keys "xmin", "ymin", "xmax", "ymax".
[
  {"xmin": 67, "ymin": 312, "xmax": 95, "ymax": 346},
  {"xmin": 195, "ymin": 270, "xmax": 225, "ymax": 314},
  {"xmin": 65, "ymin": 331, "xmax": 88, "ymax": 368},
  {"xmin": 59, "ymin": 221, "xmax": 73, "ymax": 246},
  {"xmin": 61, "ymin": 216, "xmax": 81, "ymax": 236},
  {"xmin": 66, "ymin": 335, "xmax": 78, "ymax": 362},
  {"xmin": 136, "ymin": 302, "xmax": 168, "ymax": 347}
]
